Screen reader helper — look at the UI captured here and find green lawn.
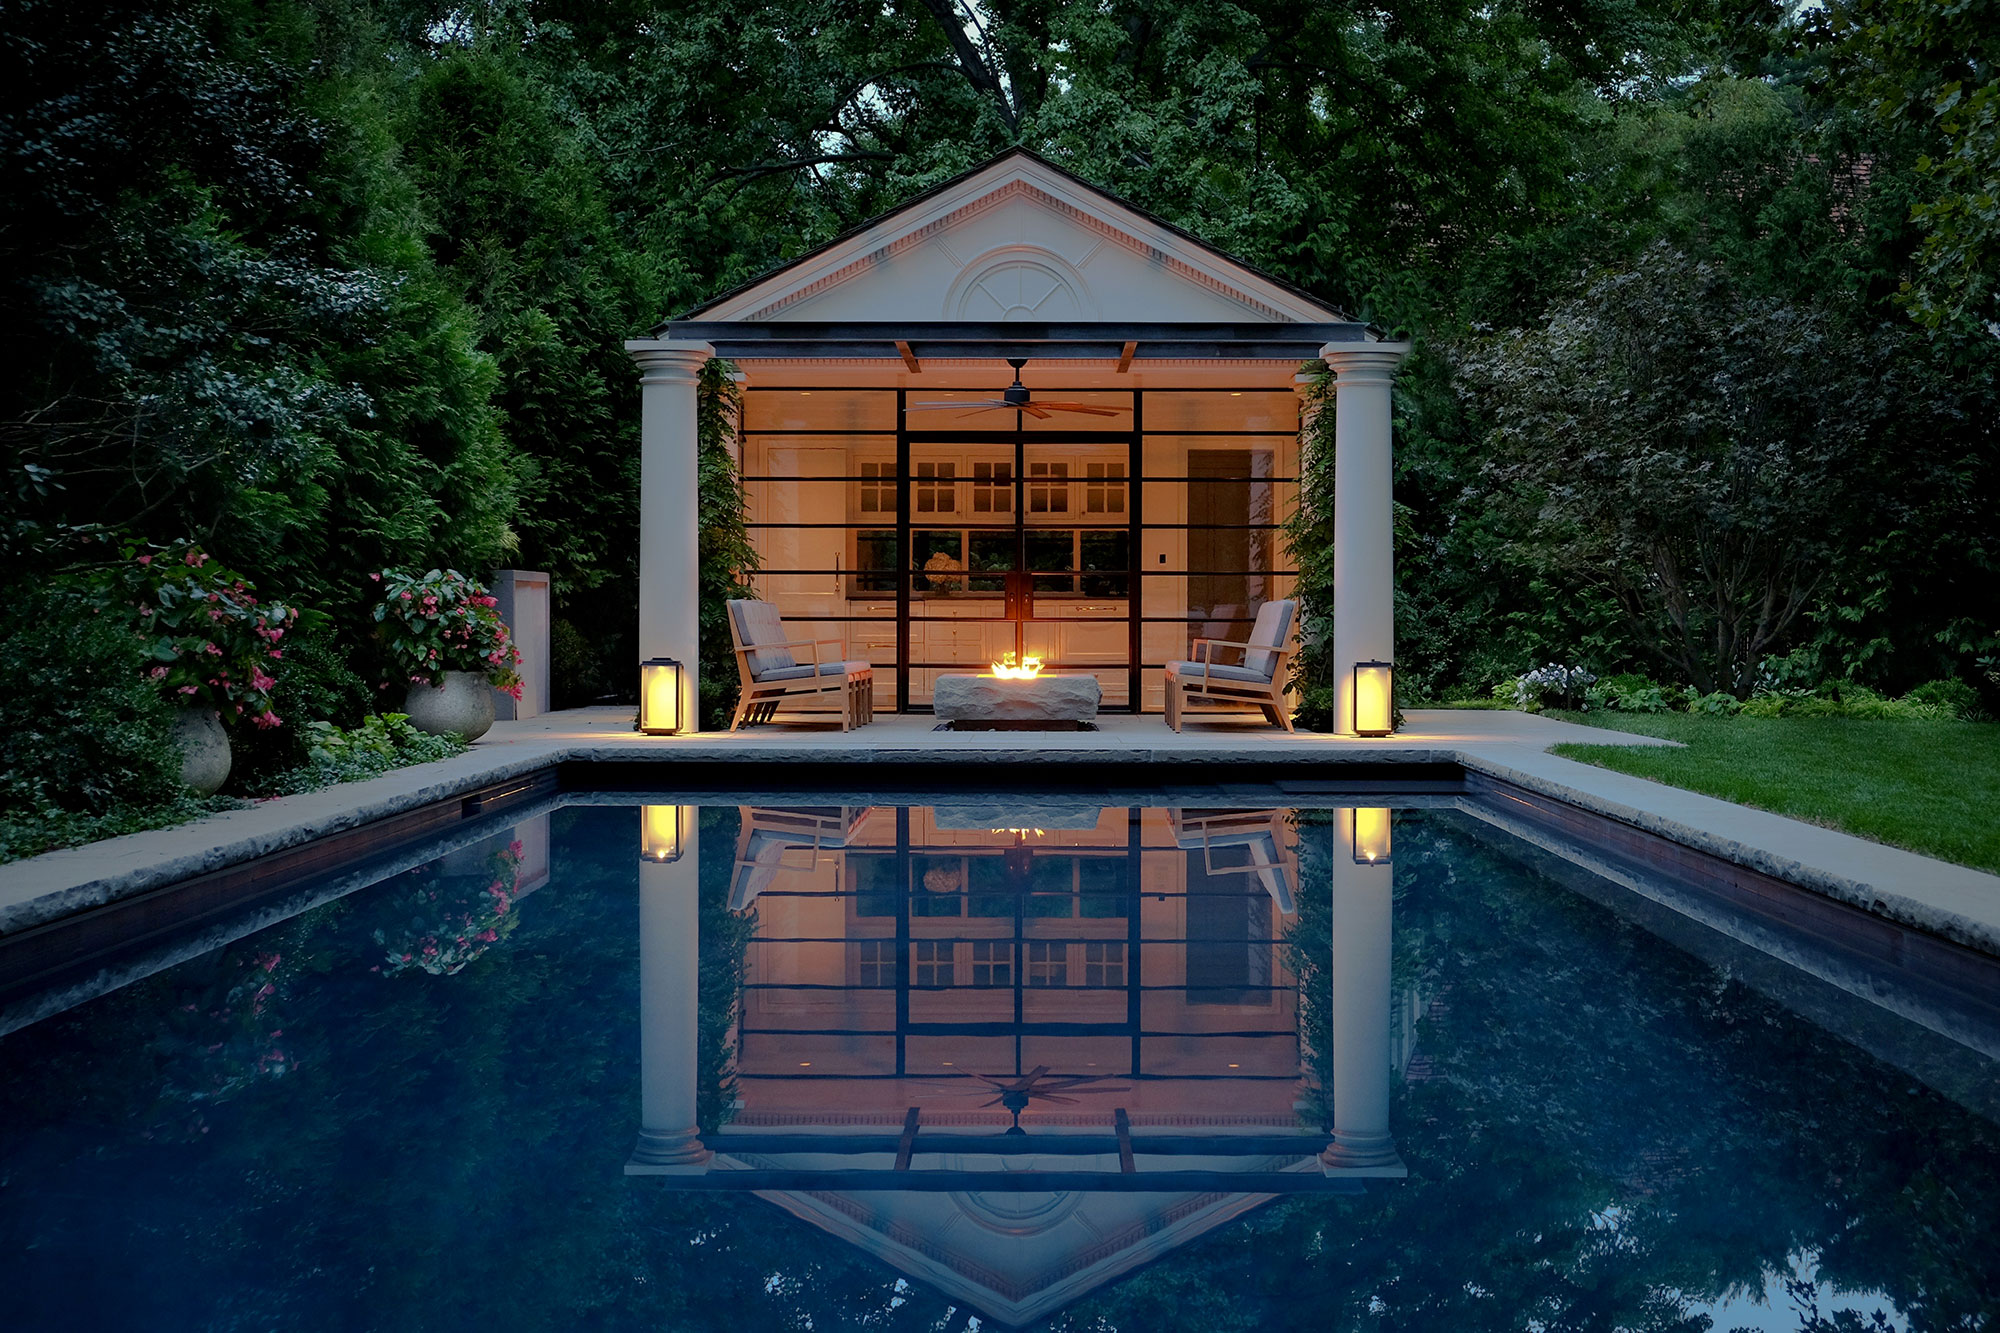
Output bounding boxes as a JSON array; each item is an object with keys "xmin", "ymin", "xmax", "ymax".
[{"xmin": 1545, "ymin": 712, "xmax": 2000, "ymax": 874}]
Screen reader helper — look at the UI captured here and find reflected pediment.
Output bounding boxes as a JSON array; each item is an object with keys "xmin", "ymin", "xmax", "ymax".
[{"xmin": 634, "ymin": 803, "xmax": 1406, "ymax": 1326}]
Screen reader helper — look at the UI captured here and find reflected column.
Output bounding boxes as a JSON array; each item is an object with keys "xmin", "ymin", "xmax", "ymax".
[
  {"xmin": 1321, "ymin": 807, "xmax": 1406, "ymax": 1177},
  {"xmin": 628, "ymin": 805, "xmax": 711, "ymax": 1175}
]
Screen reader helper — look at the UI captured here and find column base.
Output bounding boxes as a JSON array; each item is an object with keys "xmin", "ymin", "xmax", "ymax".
[
  {"xmin": 625, "ymin": 1126, "xmax": 712, "ymax": 1176},
  {"xmin": 1320, "ymin": 1131, "xmax": 1407, "ymax": 1179}
]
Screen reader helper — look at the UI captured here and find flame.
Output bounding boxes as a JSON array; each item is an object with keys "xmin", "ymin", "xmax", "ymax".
[{"xmin": 990, "ymin": 652, "xmax": 1044, "ymax": 679}]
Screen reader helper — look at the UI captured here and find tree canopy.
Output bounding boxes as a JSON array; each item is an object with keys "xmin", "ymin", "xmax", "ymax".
[{"xmin": 2, "ymin": 0, "xmax": 1994, "ymax": 710}]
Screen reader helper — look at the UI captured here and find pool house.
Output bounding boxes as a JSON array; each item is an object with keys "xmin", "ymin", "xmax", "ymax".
[{"xmin": 626, "ymin": 149, "xmax": 1407, "ymax": 732}]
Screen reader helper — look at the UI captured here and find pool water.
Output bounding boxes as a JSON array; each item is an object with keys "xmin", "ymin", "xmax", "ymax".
[{"xmin": 2, "ymin": 799, "xmax": 1996, "ymax": 1331}]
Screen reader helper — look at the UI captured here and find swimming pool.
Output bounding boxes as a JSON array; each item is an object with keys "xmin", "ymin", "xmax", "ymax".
[{"xmin": 2, "ymin": 795, "xmax": 1996, "ymax": 1330}]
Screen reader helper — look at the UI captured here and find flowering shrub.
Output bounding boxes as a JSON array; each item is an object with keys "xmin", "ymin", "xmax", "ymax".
[
  {"xmin": 372, "ymin": 567, "xmax": 522, "ymax": 697},
  {"xmin": 109, "ymin": 541, "xmax": 296, "ymax": 729},
  {"xmin": 373, "ymin": 838, "xmax": 524, "ymax": 976},
  {"xmin": 1507, "ymin": 663, "xmax": 1599, "ymax": 711}
]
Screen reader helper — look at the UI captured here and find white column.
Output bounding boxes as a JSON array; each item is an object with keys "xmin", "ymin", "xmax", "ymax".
[
  {"xmin": 627, "ymin": 817, "xmax": 710, "ymax": 1174},
  {"xmin": 626, "ymin": 339, "xmax": 713, "ymax": 732},
  {"xmin": 1322, "ymin": 808, "xmax": 1406, "ymax": 1177},
  {"xmin": 1321, "ymin": 342, "xmax": 1411, "ymax": 736}
]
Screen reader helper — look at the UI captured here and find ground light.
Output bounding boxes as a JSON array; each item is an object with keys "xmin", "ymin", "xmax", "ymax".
[
  {"xmin": 639, "ymin": 657, "xmax": 684, "ymax": 734},
  {"xmin": 1354, "ymin": 660, "xmax": 1394, "ymax": 736}
]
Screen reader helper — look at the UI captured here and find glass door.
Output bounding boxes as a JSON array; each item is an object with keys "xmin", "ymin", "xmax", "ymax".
[
  {"xmin": 1023, "ymin": 440, "xmax": 1131, "ymax": 707},
  {"xmin": 902, "ymin": 435, "xmax": 1135, "ymax": 709}
]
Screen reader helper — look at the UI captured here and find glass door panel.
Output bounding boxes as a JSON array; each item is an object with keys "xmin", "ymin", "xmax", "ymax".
[
  {"xmin": 1024, "ymin": 441, "xmax": 1131, "ymax": 706},
  {"xmin": 907, "ymin": 441, "xmax": 1014, "ymax": 705}
]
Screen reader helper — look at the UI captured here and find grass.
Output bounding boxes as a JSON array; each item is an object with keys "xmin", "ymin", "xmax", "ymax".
[{"xmin": 1545, "ymin": 711, "xmax": 2000, "ymax": 874}]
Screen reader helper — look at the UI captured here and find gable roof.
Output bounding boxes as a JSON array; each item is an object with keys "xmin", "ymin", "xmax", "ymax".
[{"xmin": 667, "ymin": 147, "xmax": 1348, "ymax": 329}]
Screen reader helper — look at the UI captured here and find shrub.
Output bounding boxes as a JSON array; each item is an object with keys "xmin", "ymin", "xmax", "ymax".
[
  {"xmin": 1587, "ymin": 672, "xmax": 1674, "ymax": 713},
  {"xmin": 249, "ymin": 713, "xmax": 465, "ymax": 798},
  {"xmin": 92, "ymin": 542, "xmax": 296, "ymax": 730},
  {"xmin": 1756, "ymin": 648, "xmax": 1821, "ymax": 693},
  {"xmin": 373, "ymin": 567, "xmax": 523, "ymax": 696},
  {"xmin": 0, "ymin": 584, "xmax": 210, "ymax": 861},
  {"xmin": 1684, "ymin": 689, "xmax": 1744, "ymax": 716},
  {"xmin": 229, "ymin": 626, "xmax": 375, "ymax": 784},
  {"xmin": 1905, "ymin": 678, "xmax": 1981, "ymax": 720}
]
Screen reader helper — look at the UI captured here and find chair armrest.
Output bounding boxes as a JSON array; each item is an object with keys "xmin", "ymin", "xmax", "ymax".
[{"xmin": 1189, "ymin": 637, "xmax": 1250, "ymax": 663}]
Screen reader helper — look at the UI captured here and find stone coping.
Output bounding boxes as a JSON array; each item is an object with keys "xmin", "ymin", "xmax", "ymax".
[{"xmin": 2, "ymin": 708, "xmax": 1996, "ymax": 964}]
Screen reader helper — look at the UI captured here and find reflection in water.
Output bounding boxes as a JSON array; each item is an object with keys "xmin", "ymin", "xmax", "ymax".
[
  {"xmin": 2, "ymin": 800, "xmax": 1996, "ymax": 1332},
  {"xmin": 631, "ymin": 803, "xmax": 1405, "ymax": 1326}
]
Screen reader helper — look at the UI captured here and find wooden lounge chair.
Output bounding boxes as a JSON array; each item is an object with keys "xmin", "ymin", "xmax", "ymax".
[
  {"xmin": 727, "ymin": 598, "xmax": 875, "ymax": 732},
  {"xmin": 1164, "ymin": 598, "xmax": 1297, "ymax": 733}
]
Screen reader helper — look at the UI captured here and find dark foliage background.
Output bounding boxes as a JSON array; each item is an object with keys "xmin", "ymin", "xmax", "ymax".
[{"xmin": 3, "ymin": 0, "xmax": 1995, "ymax": 712}]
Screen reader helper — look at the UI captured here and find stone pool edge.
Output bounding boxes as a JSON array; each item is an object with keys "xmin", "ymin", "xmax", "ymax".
[{"xmin": 3, "ymin": 727, "xmax": 1997, "ymax": 962}]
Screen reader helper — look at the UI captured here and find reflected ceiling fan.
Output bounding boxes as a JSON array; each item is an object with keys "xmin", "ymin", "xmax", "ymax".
[
  {"xmin": 914, "ymin": 1065, "xmax": 1133, "ymax": 1135},
  {"xmin": 909, "ymin": 358, "xmax": 1128, "ymax": 420}
]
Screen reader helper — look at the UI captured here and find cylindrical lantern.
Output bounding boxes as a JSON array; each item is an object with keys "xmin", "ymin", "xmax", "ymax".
[
  {"xmin": 640, "ymin": 804, "xmax": 690, "ymax": 863},
  {"xmin": 639, "ymin": 657, "xmax": 683, "ymax": 735},
  {"xmin": 1351, "ymin": 807, "xmax": 1393, "ymax": 864},
  {"xmin": 1353, "ymin": 660, "xmax": 1394, "ymax": 737}
]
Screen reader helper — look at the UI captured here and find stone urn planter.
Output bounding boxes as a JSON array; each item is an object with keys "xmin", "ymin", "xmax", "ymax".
[
  {"xmin": 404, "ymin": 670, "xmax": 495, "ymax": 742},
  {"xmin": 172, "ymin": 706, "xmax": 232, "ymax": 795}
]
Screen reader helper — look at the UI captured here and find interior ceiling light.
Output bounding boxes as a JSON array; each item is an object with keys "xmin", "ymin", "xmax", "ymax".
[{"xmin": 909, "ymin": 358, "xmax": 1128, "ymax": 420}]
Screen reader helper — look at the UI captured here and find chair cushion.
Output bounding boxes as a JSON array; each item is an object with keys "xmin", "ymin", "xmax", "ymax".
[
  {"xmin": 1244, "ymin": 599, "xmax": 1296, "ymax": 676},
  {"xmin": 757, "ymin": 660, "xmax": 872, "ymax": 682},
  {"xmin": 1165, "ymin": 659, "xmax": 1273, "ymax": 685},
  {"xmin": 729, "ymin": 599, "xmax": 796, "ymax": 677}
]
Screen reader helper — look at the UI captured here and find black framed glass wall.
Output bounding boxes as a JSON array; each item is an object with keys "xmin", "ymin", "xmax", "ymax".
[{"xmin": 738, "ymin": 382, "xmax": 1298, "ymax": 714}]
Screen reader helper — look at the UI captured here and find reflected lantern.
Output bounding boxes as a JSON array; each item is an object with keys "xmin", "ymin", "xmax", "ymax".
[
  {"xmin": 640, "ymin": 804, "xmax": 691, "ymax": 863},
  {"xmin": 1351, "ymin": 807, "xmax": 1392, "ymax": 865}
]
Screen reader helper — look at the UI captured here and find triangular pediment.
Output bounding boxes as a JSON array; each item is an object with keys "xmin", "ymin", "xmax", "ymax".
[{"xmin": 683, "ymin": 151, "xmax": 1342, "ymax": 326}]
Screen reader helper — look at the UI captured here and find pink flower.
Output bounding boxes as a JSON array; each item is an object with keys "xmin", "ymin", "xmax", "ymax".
[
  {"xmin": 203, "ymin": 642, "xmax": 221, "ymax": 656},
  {"xmin": 400, "ymin": 591, "xmax": 412, "ymax": 600},
  {"xmin": 184, "ymin": 551, "xmax": 207, "ymax": 567},
  {"xmin": 178, "ymin": 685, "xmax": 197, "ymax": 695},
  {"xmin": 251, "ymin": 670, "xmax": 276, "ymax": 691},
  {"xmin": 149, "ymin": 666, "xmax": 169, "ymax": 679},
  {"xmin": 251, "ymin": 710, "xmax": 282, "ymax": 729},
  {"xmin": 136, "ymin": 554, "xmax": 153, "ymax": 566},
  {"xmin": 208, "ymin": 608, "xmax": 223, "ymax": 621},
  {"xmin": 369, "ymin": 573, "xmax": 381, "ymax": 582}
]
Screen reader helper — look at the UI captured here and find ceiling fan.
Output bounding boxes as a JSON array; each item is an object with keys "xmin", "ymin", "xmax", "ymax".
[{"xmin": 909, "ymin": 358, "xmax": 1128, "ymax": 420}]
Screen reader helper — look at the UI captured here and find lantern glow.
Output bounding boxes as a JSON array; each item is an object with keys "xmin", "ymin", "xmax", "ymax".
[
  {"xmin": 1353, "ymin": 660, "xmax": 1394, "ymax": 737},
  {"xmin": 640, "ymin": 657, "xmax": 684, "ymax": 735},
  {"xmin": 1352, "ymin": 807, "xmax": 1393, "ymax": 864},
  {"xmin": 640, "ymin": 804, "xmax": 690, "ymax": 863}
]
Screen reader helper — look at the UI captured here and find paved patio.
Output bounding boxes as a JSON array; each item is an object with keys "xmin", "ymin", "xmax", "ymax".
[{"xmin": 3, "ymin": 707, "xmax": 1997, "ymax": 964}]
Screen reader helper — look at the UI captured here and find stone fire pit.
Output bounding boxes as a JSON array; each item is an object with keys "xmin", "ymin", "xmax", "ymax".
[{"xmin": 932, "ymin": 672, "xmax": 1102, "ymax": 730}]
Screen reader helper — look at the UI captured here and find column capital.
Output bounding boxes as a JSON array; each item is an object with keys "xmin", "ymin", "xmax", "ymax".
[
  {"xmin": 625, "ymin": 339, "xmax": 715, "ymax": 384},
  {"xmin": 1320, "ymin": 341, "xmax": 1412, "ymax": 384}
]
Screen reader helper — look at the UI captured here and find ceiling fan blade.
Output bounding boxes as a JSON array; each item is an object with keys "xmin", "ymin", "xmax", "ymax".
[
  {"xmin": 1027, "ymin": 1094, "xmax": 1081, "ymax": 1105},
  {"xmin": 1018, "ymin": 403, "xmax": 1053, "ymax": 419},
  {"xmin": 978, "ymin": 1096, "xmax": 1008, "ymax": 1109},
  {"xmin": 1030, "ymin": 402, "xmax": 1127, "ymax": 416},
  {"xmin": 908, "ymin": 400, "xmax": 1010, "ymax": 411}
]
